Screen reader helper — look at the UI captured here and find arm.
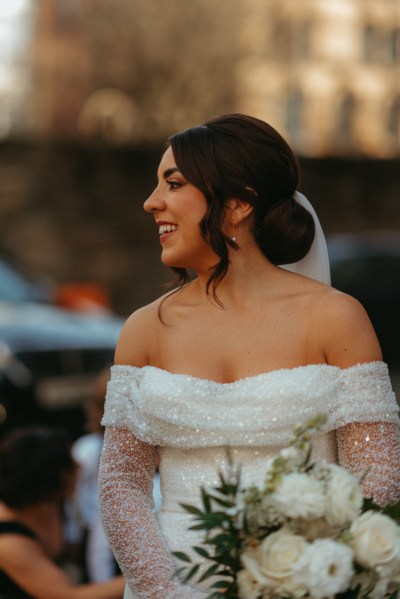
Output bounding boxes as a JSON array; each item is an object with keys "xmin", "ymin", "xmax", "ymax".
[
  {"xmin": 99, "ymin": 427, "xmax": 207, "ymax": 599},
  {"xmin": 337, "ymin": 421, "xmax": 400, "ymax": 505},
  {"xmin": 0, "ymin": 535, "xmax": 124, "ymax": 599},
  {"xmin": 87, "ymin": 508, "xmax": 118, "ymax": 582},
  {"xmin": 320, "ymin": 291, "xmax": 400, "ymax": 505},
  {"xmin": 98, "ymin": 304, "xmax": 207, "ymax": 597}
]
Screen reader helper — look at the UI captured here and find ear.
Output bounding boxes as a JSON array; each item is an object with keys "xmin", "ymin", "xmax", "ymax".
[{"xmin": 225, "ymin": 198, "xmax": 254, "ymax": 223}]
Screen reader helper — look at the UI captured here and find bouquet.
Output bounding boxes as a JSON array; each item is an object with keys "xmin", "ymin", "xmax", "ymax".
[{"xmin": 173, "ymin": 415, "xmax": 400, "ymax": 599}]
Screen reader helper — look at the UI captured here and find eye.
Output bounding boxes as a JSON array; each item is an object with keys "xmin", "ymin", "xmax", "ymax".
[{"xmin": 166, "ymin": 179, "xmax": 182, "ymax": 191}]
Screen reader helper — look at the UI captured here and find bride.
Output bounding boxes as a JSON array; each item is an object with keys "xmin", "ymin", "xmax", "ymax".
[{"xmin": 99, "ymin": 114, "xmax": 400, "ymax": 599}]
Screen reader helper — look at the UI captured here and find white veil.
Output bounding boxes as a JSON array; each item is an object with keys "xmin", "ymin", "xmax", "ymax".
[{"xmin": 280, "ymin": 191, "xmax": 331, "ymax": 285}]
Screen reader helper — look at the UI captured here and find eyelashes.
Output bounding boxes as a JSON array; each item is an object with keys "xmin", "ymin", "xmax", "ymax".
[{"xmin": 166, "ymin": 179, "xmax": 183, "ymax": 191}]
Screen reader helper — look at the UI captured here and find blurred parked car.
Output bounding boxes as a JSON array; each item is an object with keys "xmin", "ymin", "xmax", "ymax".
[
  {"xmin": 327, "ymin": 231, "xmax": 400, "ymax": 374},
  {"xmin": 0, "ymin": 257, "xmax": 124, "ymax": 439}
]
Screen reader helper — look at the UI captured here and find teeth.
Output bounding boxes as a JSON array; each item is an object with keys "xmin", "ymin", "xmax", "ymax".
[{"xmin": 159, "ymin": 224, "xmax": 178, "ymax": 234}]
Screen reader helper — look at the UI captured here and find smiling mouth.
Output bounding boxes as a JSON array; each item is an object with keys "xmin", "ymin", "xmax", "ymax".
[{"xmin": 159, "ymin": 224, "xmax": 178, "ymax": 235}]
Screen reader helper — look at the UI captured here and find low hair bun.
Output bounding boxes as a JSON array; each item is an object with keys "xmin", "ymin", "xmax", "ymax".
[{"xmin": 256, "ymin": 196, "xmax": 315, "ymax": 265}]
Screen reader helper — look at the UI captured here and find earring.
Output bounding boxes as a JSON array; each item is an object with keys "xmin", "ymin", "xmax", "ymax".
[{"xmin": 231, "ymin": 216, "xmax": 237, "ymax": 242}]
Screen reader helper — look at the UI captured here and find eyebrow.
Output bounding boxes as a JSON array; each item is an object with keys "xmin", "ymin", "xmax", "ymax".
[{"xmin": 162, "ymin": 167, "xmax": 180, "ymax": 179}]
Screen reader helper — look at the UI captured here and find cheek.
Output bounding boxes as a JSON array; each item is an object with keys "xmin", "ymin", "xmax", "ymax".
[
  {"xmin": 182, "ymin": 194, "xmax": 208, "ymax": 221},
  {"xmin": 179, "ymin": 210, "xmax": 205, "ymax": 235}
]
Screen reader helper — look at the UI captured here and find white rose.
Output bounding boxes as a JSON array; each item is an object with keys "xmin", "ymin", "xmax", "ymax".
[
  {"xmin": 350, "ymin": 511, "xmax": 400, "ymax": 577},
  {"xmin": 292, "ymin": 539, "xmax": 354, "ymax": 599},
  {"xmin": 324, "ymin": 464, "xmax": 363, "ymax": 527},
  {"xmin": 236, "ymin": 569, "xmax": 264, "ymax": 599},
  {"xmin": 272, "ymin": 472, "xmax": 325, "ymax": 519},
  {"xmin": 241, "ymin": 530, "xmax": 308, "ymax": 593}
]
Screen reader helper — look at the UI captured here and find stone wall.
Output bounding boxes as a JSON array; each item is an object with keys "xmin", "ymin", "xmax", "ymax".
[{"xmin": 0, "ymin": 141, "xmax": 399, "ymax": 316}]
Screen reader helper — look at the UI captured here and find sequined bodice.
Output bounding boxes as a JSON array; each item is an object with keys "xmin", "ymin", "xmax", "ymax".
[
  {"xmin": 102, "ymin": 362, "xmax": 397, "ymax": 447},
  {"xmin": 100, "ymin": 362, "xmax": 400, "ymax": 599}
]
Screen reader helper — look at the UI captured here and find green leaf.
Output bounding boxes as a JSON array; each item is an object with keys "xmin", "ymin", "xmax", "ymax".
[
  {"xmin": 209, "ymin": 495, "xmax": 236, "ymax": 508},
  {"xmin": 171, "ymin": 551, "xmax": 192, "ymax": 563},
  {"xmin": 382, "ymin": 502, "xmax": 400, "ymax": 520},
  {"xmin": 211, "ymin": 580, "xmax": 230, "ymax": 589},
  {"xmin": 209, "ymin": 533, "xmax": 235, "ymax": 545},
  {"xmin": 188, "ymin": 512, "xmax": 227, "ymax": 531},
  {"xmin": 182, "ymin": 563, "xmax": 200, "ymax": 583},
  {"xmin": 217, "ymin": 568, "xmax": 233, "ymax": 577},
  {"xmin": 189, "ymin": 522, "xmax": 219, "ymax": 531},
  {"xmin": 362, "ymin": 497, "xmax": 382, "ymax": 512},
  {"xmin": 215, "ymin": 483, "xmax": 238, "ymax": 497},
  {"xmin": 198, "ymin": 563, "xmax": 220, "ymax": 582},
  {"xmin": 180, "ymin": 503, "xmax": 204, "ymax": 516},
  {"xmin": 201, "ymin": 487, "xmax": 212, "ymax": 512},
  {"xmin": 193, "ymin": 546, "xmax": 210, "ymax": 558}
]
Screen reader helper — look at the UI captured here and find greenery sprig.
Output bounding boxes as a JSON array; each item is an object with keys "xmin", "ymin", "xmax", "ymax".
[{"xmin": 172, "ymin": 415, "xmax": 329, "ymax": 598}]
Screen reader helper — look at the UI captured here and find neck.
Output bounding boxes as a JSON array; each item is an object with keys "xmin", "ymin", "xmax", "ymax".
[{"xmin": 194, "ymin": 242, "xmax": 282, "ymax": 308}]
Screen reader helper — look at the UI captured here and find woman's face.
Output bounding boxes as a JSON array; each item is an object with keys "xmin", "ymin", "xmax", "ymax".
[{"xmin": 144, "ymin": 147, "xmax": 217, "ymax": 270}]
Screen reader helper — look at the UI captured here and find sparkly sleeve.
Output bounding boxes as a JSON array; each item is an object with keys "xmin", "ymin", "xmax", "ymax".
[
  {"xmin": 335, "ymin": 363, "xmax": 400, "ymax": 505},
  {"xmin": 99, "ymin": 382, "xmax": 207, "ymax": 599}
]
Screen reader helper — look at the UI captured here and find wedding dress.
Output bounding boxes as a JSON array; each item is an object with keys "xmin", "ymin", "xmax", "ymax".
[
  {"xmin": 99, "ymin": 361, "xmax": 400, "ymax": 599},
  {"xmin": 99, "ymin": 192, "xmax": 400, "ymax": 598}
]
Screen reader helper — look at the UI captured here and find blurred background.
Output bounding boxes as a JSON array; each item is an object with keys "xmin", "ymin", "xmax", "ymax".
[{"xmin": 0, "ymin": 0, "xmax": 399, "ymax": 440}]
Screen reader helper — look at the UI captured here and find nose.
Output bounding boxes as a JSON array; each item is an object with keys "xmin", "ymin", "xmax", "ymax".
[{"xmin": 143, "ymin": 187, "xmax": 165, "ymax": 213}]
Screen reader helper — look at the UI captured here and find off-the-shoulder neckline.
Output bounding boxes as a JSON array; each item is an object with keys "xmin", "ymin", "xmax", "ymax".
[{"xmin": 111, "ymin": 361, "xmax": 385, "ymax": 387}]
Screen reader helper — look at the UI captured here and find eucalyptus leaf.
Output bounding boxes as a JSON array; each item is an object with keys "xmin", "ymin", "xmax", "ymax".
[
  {"xmin": 211, "ymin": 579, "xmax": 231, "ymax": 589},
  {"xmin": 180, "ymin": 503, "xmax": 204, "ymax": 516},
  {"xmin": 198, "ymin": 563, "xmax": 220, "ymax": 582},
  {"xmin": 193, "ymin": 546, "xmax": 210, "ymax": 558},
  {"xmin": 201, "ymin": 487, "xmax": 212, "ymax": 512},
  {"xmin": 182, "ymin": 563, "xmax": 200, "ymax": 583},
  {"xmin": 171, "ymin": 551, "xmax": 192, "ymax": 563}
]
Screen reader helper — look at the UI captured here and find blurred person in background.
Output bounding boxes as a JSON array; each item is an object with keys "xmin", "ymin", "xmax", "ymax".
[
  {"xmin": 0, "ymin": 426, "xmax": 125, "ymax": 599},
  {"xmin": 65, "ymin": 367, "xmax": 118, "ymax": 583},
  {"xmin": 65, "ymin": 368, "xmax": 161, "ymax": 583}
]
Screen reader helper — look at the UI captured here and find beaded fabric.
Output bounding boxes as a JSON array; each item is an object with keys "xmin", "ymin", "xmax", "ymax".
[{"xmin": 99, "ymin": 361, "xmax": 400, "ymax": 599}]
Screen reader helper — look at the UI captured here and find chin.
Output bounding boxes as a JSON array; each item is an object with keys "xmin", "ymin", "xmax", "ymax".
[
  {"xmin": 161, "ymin": 255, "xmax": 198, "ymax": 272},
  {"xmin": 160, "ymin": 245, "xmax": 216, "ymax": 271},
  {"xmin": 161, "ymin": 252, "xmax": 186, "ymax": 269}
]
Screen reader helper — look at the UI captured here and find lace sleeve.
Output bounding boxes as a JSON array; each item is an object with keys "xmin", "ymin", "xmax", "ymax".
[
  {"xmin": 337, "ymin": 421, "xmax": 400, "ymax": 506},
  {"xmin": 334, "ymin": 363, "xmax": 400, "ymax": 506},
  {"xmin": 98, "ymin": 427, "xmax": 207, "ymax": 599}
]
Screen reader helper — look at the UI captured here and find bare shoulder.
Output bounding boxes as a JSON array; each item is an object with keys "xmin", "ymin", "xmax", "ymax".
[
  {"xmin": 114, "ymin": 294, "xmax": 166, "ymax": 366},
  {"xmin": 115, "ymin": 282, "xmax": 198, "ymax": 366},
  {"xmin": 311, "ymin": 285, "xmax": 367, "ymax": 321},
  {"xmin": 0, "ymin": 532, "xmax": 39, "ymax": 568},
  {"xmin": 310, "ymin": 286, "xmax": 382, "ymax": 367}
]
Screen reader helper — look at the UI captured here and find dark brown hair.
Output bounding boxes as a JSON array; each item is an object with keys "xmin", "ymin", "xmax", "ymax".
[
  {"xmin": 167, "ymin": 113, "xmax": 315, "ymax": 299},
  {"xmin": 0, "ymin": 427, "xmax": 75, "ymax": 508}
]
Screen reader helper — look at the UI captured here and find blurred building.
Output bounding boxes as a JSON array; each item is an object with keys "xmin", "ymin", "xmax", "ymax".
[
  {"xmin": 0, "ymin": 0, "xmax": 399, "ymax": 321},
  {"xmin": 30, "ymin": 0, "xmax": 240, "ymax": 144},
  {"xmin": 32, "ymin": 0, "xmax": 92, "ymax": 140},
  {"xmin": 238, "ymin": 0, "xmax": 400, "ymax": 157},
  {"xmin": 0, "ymin": 0, "xmax": 399, "ymax": 156}
]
